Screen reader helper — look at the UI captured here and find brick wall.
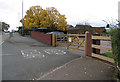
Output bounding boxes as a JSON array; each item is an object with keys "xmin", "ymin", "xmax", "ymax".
[{"xmin": 31, "ymin": 31, "xmax": 52, "ymax": 45}]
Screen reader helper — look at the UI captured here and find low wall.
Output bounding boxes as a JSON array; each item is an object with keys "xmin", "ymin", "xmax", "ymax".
[{"xmin": 31, "ymin": 31, "xmax": 52, "ymax": 45}]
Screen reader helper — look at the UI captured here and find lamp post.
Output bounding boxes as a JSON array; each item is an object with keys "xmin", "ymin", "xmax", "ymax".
[{"xmin": 22, "ymin": 0, "xmax": 24, "ymax": 34}]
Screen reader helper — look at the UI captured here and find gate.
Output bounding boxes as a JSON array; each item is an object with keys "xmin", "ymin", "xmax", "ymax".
[
  {"xmin": 55, "ymin": 34, "xmax": 68, "ymax": 47},
  {"xmin": 53, "ymin": 31, "xmax": 92, "ymax": 56},
  {"xmin": 67, "ymin": 34, "xmax": 85, "ymax": 51}
]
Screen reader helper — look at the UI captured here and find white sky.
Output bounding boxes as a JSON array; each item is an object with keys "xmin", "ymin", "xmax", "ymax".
[{"xmin": 0, "ymin": 0, "xmax": 119, "ymax": 29}]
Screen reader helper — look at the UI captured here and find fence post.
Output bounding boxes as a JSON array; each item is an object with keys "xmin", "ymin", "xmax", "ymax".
[
  {"xmin": 85, "ymin": 31, "xmax": 92, "ymax": 56},
  {"xmin": 52, "ymin": 33, "xmax": 56, "ymax": 47},
  {"xmin": 67, "ymin": 33, "xmax": 69, "ymax": 49}
]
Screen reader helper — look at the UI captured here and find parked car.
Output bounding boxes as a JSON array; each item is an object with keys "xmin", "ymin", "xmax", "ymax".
[
  {"xmin": 46, "ymin": 31, "xmax": 67, "ymax": 41},
  {"xmin": 46, "ymin": 31, "xmax": 64, "ymax": 37},
  {"xmin": 4, "ymin": 29, "xmax": 8, "ymax": 33}
]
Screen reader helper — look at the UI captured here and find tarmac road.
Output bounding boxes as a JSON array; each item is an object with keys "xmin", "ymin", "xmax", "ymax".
[
  {"xmin": 2, "ymin": 33, "xmax": 81, "ymax": 80},
  {"xmin": 0, "ymin": 32, "xmax": 10, "ymax": 81}
]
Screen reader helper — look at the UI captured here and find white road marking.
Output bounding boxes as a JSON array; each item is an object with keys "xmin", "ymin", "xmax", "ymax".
[
  {"xmin": 44, "ymin": 49, "xmax": 66, "ymax": 55},
  {"xmin": 21, "ymin": 50, "xmax": 45, "ymax": 59},
  {"xmin": 0, "ymin": 41, "xmax": 4, "ymax": 45},
  {"xmin": 21, "ymin": 49, "xmax": 66, "ymax": 59}
]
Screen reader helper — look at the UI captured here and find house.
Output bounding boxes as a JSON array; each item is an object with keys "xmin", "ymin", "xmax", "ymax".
[
  {"xmin": 67, "ymin": 24, "xmax": 105, "ymax": 34},
  {"xmin": 67, "ymin": 25, "xmax": 91, "ymax": 34},
  {"xmin": 0, "ymin": 21, "xmax": 10, "ymax": 31},
  {"xmin": 67, "ymin": 28, "xmax": 79, "ymax": 34},
  {"xmin": 91, "ymin": 27, "xmax": 105, "ymax": 34}
]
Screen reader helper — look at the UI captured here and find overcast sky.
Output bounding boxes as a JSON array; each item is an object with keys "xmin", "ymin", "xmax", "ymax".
[{"xmin": 0, "ymin": 0, "xmax": 119, "ymax": 29}]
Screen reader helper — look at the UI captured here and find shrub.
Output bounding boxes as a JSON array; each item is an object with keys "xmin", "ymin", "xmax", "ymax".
[
  {"xmin": 101, "ymin": 52, "xmax": 113, "ymax": 58},
  {"xmin": 18, "ymin": 28, "xmax": 33, "ymax": 36},
  {"xmin": 110, "ymin": 28, "xmax": 120, "ymax": 79}
]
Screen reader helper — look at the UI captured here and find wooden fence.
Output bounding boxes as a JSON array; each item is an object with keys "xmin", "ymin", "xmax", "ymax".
[
  {"xmin": 92, "ymin": 35, "xmax": 114, "ymax": 63},
  {"xmin": 49, "ymin": 31, "xmax": 115, "ymax": 63}
]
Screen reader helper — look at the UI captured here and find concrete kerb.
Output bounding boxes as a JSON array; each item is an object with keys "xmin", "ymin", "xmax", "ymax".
[{"xmin": 91, "ymin": 56, "xmax": 115, "ymax": 66}]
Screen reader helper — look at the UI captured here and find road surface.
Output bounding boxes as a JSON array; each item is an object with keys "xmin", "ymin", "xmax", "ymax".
[{"xmin": 2, "ymin": 33, "xmax": 81, "ymax": 80}]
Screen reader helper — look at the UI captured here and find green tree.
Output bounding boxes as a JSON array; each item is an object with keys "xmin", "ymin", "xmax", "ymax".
[
  {"xmin": 106, "ymin": 24, "xmax": 110, "ymax": 28},
  {"xmin": 103, "ymin": 28, "xmax": 107, "ymax": 33}
]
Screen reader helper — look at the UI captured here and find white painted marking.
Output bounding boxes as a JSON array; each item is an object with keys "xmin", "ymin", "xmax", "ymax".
[
  {"xmin": 44, "ymin": 49, "xmax": 66, "ymax": 55},
  {"xmin": 21, "ymin": 50, "xmax": 45, "ymax": 59},
  {"xmin": 0, "ymin": 41, "xmax": 4, "ymax": 45},
  {"xmin": 43, "ymin": 55, "xmax": 45, "ymax": 57},
  {"xmin": 32, "ymin": 56, "xmax": 35, "ymax": 58}
]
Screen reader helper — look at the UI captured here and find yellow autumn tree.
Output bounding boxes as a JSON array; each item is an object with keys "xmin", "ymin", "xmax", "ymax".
[
  {"xmin": 20, "ymin": 6, "xmax": 42, "ymax": 28},
  {"xmin": 39, "ymin": 9, "xmax": 50, "ymax": 28},
  {"xmin": 20, "ymin": 6, "xmax": 69, "ymax": 31},
  {"xmin": 57, "ymin": 14, "xmax": 68, "ymax": 31}
]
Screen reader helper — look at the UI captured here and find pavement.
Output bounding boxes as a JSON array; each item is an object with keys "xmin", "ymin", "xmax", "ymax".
[
  {"xmin": 2, "ymin": 32, "xmax": 115, "ymax": 80},
  {"xmin": 0, "ymin": 32, "xmax": 10, "ymax": 45},
  {"xmin": 39, "ymin": 57, "xmax": 114, "ymax": 80}
]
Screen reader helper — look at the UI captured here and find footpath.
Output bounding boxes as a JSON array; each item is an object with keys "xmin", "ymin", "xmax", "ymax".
[{"xmin": 38, "ymin": 55, "xmax": 115, "ymax": 80}]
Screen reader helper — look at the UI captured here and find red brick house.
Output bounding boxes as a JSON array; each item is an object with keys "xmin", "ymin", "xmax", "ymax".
[
  {"xmin": 91, "ymin": 27, "xmax": 105, "ymax": 34},
  {"xmin": 67, "ymin": 25, "xmax": 105, "ymax": 34}
]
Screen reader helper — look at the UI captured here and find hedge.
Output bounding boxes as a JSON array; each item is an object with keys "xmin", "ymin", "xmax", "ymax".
[
  {"xmin": 18, "ymin": 28, "xmax": 33, "ymax": 36},
  {"xmin": 110, "ymin": 28, "xmax": 120, "ymax": 79}
]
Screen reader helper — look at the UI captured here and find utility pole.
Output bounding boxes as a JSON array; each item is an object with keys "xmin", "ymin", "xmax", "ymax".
[{"xmin": 22, "ymin": 0, "xmax": 24, "ymax": 34}]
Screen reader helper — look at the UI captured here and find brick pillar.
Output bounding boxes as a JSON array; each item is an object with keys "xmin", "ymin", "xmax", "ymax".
[{"xmin": 85, "ymin": 31, "xmax": 92, "ymax": 56}]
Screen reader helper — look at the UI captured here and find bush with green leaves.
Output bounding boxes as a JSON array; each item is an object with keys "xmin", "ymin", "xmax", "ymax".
[
  {"xmin": 18, "ymin": 28, "xmax": 33, "ymax": 36},
  {"xmin": 110, "ymin": 28, "xmax": 120, "ymax": 79}
]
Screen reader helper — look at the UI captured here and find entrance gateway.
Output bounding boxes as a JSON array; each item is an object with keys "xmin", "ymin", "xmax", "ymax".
[
  {"xmin": 53, "ymin": 31, "xmax": 92, "ymax": 56},
  {"xmin": 52, "ymin": 32, "xmax": 114, "ymax": 63}
]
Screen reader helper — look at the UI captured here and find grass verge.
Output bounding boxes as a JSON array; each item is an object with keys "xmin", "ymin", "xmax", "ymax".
[{"xmin": 101, "ymin": 52, "xmax": 114, "ymax": 59}]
